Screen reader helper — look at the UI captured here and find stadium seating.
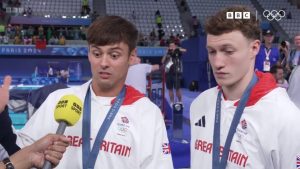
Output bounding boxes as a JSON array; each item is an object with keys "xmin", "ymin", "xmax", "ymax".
[
  {"xmin": 106, "ymin": 0, "xmax": 184, "ymax": 37},
  {"xmin": 20, "ymin": 0, "xmax": 83, "ymax": 18},
  {"xmin": 258, "ymin": 0, "xmax": 300, "ymax": 38},
  {"xmin": 186, "ymin": 0, "xmax": 260, "ymax": 26}
]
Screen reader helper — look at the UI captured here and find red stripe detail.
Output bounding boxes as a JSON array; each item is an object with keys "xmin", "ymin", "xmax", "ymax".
[
  {"xmin": 111, "ymin": 85, "xmax": 145, "ymax": 105},
  {"xmin": 233, "ymin": 71, "xmax": 277, "ymax": 107}
]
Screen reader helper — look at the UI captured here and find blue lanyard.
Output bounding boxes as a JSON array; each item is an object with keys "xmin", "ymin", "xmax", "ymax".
[
  {"xmin": 82, "ymin": 85, "xmax": 126, "ymax": 169},
  {"xmin": 212, "ymin": 74, "xmax": 258, "ymax": 169}
]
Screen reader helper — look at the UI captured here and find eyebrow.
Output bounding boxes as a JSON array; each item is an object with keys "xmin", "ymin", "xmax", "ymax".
[
  {"xmin": 110, "ymin": 47, "xmax": 123, "ymax": 51},
  {"xmin": 90, "ymin": 45, "xmax": 100, "ymax": 49},
  {"xmin": 90, "ymin": 45, "xmax": 123, "ymax": 51},
  {"xmin": 207, "ymin": 44, "xmax": 235, "ymax": 49},
  {"xmin": 220, "ymin": 44, "xmax": 235, "ymax": 48}
]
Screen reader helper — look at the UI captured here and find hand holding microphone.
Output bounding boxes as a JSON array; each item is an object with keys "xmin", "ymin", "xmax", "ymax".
[{"xmin": 42, "ymin": 94, "xmax": 83, "ymax": 169}]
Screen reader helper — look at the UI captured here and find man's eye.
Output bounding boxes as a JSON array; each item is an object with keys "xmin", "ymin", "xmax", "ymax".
[
  {"xmin": 208, "ymin": 51, "xmax": 216, "ymax": 55},
  {"xmin": 225, "ymin": 51, "xmax": 234, "ymax": 55},
  {"xmin": 93, "ymin": 52, "xmax": 101, "ymax": 57},
  {"xmin": 110, "ymin": 53, "xmax": 120, "ymax": 59}
]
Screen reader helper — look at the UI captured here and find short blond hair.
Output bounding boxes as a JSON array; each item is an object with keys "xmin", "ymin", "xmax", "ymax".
[{"xmin": 205, "ymin": 5, "xmax": 260, "ymax": 40}]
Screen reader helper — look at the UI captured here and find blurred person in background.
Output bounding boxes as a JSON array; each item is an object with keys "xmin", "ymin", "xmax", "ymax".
[
  {"xmin": 255, "ymin": 29, "xmax": 279, "ymax": 72},
  {"xmin": 270, "ymin": 65, "xmax": 288, "ymax": 89},
  {"xmin": 125, "ymin": 56, "xmax": 159, "ymax": 95},
  {"xmin": 278, "ymin": 40, "xmax": 290, "ymax": 66},
  {"xmin": 286, "ymin": 33, "xmax": 300, "ymax": 77},
  {"xmin": 161, "ymin": 42, "xmax": 186, "ymax": 106}
]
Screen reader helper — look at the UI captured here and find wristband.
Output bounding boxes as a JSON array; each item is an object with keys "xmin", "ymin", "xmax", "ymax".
[{"xmin": 2, "ymin": 158, "xmax": 14, "ymax": 169}]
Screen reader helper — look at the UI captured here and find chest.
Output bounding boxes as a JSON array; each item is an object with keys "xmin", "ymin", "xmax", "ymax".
[{"xmin": 192, "ymin": 105, "xmax": 265, "ymax": 168}]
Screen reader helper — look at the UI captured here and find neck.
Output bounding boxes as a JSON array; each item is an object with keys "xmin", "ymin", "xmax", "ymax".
[
  {"xmin": 265, "ymin": 43, "xmax": 272, "ymax": 49},
  {"xmin": 222, "ymin": 71, "xmax": 254, "ymax": 101},
  {"xmin": 296, "ymin": 47, "xmax": 300, "ymax": 51},
  {"xmin": 91, "ymin": 82, "xmax": 124, "ymax": 97}
]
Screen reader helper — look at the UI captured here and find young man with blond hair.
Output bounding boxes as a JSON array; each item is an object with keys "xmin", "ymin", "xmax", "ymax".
[{"xmin": 190, "ymin": 6, "xmax": 300, "ymax": 169}]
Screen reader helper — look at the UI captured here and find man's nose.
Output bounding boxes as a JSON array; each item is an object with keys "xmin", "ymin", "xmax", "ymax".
[
  {"xmin": 210, "ymin": 53, "xmax": 225, "ymax": 69},
  {"xmin": 99, "ymin": 55, "xmax": 110, "ymax": 68}
]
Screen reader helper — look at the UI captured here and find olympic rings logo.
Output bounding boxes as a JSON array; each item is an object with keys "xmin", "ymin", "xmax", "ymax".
[{"xmin": 263, "ymin": 10, "xmax": 285, "ymax": 21}]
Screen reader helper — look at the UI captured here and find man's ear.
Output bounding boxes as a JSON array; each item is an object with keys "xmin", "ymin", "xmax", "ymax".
[
  {"xmin": 250, "ymin": 39, "xmax": 261, "ymax": 59},
  {"xmin": 129, "ymin": 48, "xmax": 137, "ymax": 65}
]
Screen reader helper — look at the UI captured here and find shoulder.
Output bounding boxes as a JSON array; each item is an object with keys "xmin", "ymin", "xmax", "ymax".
[
  {"xmin": 251, "ymin": 88, "xmax": 300, "ymax": 142},
  {"xmin": 191, "ymin": 87, "xmax": 218, "ymax": 113},
  {"xmin": 129, "ymin": 97, "xmax": 163, "ymax": 124},
  {"xmin": 268, "ymin": 46, "xmax": 279, "ymax": 55},
  {"xmin": 192, "ymin": 87, "xmax": 218, "ymax": 103},
  {"xmin": 131, "ymin": 96, "xmax": 160, "ymax": 112},
  {"xmin": 47, "ymin": 81, "xmax": 90, "ymax": 101},
  {"xmin": 254, "ymin": 87, "xmax": 300, "ymax": 120}
]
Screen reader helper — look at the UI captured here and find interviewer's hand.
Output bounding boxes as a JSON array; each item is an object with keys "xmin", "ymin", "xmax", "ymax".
[
  {"xmin": 0, "ymin": 76, "xmax": 12, "ymax": 113},
  {"xmin": 9, "ymin": 134, "xmax": 69, "ymax": 169},
  {"xmin": 28, "ymin": 134, "xmax": 69, "ymax": 168}
]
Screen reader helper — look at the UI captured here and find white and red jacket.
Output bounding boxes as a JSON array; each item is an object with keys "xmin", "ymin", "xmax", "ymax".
[
  {"xmin": 191, "ymin": 72, "xmax": 300, "ymax": 169},
  {"xmin": 16, "ymin": 80, "xmax": 173, "ymax": 169}
]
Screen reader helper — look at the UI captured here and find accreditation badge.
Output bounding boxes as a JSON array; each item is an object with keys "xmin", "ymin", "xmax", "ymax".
[{"xmin": 263, "ymin": 60, "xmax": 270, "ymax": 72}]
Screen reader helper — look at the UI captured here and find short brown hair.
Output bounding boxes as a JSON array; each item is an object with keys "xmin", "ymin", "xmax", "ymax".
[
  {"xmin": 87, "ymin": 16, "xmax": 138, "ymax": 52},
  {"xmin": 205, "ymin": 6, "xmax": 260, "ymax": 40}
]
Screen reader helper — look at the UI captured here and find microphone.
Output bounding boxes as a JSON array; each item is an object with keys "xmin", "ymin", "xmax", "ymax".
[{"xmin": 42, "ymin": 94, "xmax": 83, "ymax": 169}]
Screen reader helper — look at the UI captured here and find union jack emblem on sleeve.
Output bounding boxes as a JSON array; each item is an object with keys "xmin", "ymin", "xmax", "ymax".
[
  {"xmin": 162, "ymin": 143, "xmax": 171, "ymax": 154},
  {"xmin": 241, "ymin": 119, "xmax": 247, "ymax": 129},
  {"xmin": 121, "ymin": 117, "xmax": 129, "ymax": 124},
  {"xmin": 296, "ymin": 155, "xmax": 300, "ymax": 168}
]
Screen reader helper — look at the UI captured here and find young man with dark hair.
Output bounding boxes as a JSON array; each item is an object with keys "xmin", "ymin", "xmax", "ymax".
[
  {"xmin": 190, "ymin": 6, "xmax": 300, "ymax": 169},
  {"xmin": 10, "ymin": 16, "xmax": 173, "ymax": 169}
]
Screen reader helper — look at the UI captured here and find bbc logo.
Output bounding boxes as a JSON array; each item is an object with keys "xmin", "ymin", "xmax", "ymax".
[{"xmin": 226, "ymin": 12, "xmax": 250, "ymax": 19}]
